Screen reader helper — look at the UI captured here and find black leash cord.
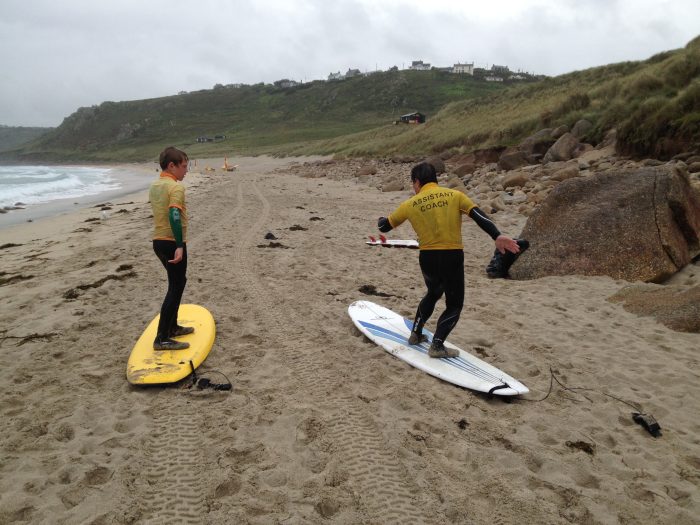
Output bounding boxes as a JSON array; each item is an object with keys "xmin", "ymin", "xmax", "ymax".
[
  {"xmin": 197, "ymin": 370, "xmax": 233, "ymax": 387},
  {"xmin": 519, "ymin": 366, "xmax": 642, "ymax": 412}
]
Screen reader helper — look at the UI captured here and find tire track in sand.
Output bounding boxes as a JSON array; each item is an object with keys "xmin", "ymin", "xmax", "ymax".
[
  {"xmin": 225, "ymin": 178, "xmax": 431, "ymax": 524},
  {"xmin": 134, "ymin": 175, "xmax": 247, "ymax": 523},
  {"xmin": 140, "ymin": 409, "xmax": 206, "ymax": 523}
]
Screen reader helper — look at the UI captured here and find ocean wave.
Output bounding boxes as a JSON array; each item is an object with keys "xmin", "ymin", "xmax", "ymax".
[{"xmin": 0, "ymin": 166, "xmax": 119, "ymax": 207}]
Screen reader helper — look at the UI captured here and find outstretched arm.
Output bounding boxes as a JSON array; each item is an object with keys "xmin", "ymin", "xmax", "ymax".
[
  {"xmin": 494, "ymin": 235, "xmax": 520, "ymax": 255},
  {"xmin": 468, "ymin": 207, "xmax": 520, "ymax": 254}
]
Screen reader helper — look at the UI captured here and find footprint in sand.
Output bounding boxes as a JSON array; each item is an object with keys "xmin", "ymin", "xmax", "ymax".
[
  {"xmin": 213, "ymin": 477, "xmax": 242, "ymax": 498},
  {"xmin": 52, "ymin": 422, "xmax": 75, "ymax": 442},
  {"xmin": 84, "ymin": 466, "xmax": 112, "ymax": 486}
]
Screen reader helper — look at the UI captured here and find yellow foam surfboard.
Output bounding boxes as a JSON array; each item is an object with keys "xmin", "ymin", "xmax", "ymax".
[{"xmin": 127, "ymin": 304, "xmax": 215, "ymax": 385}]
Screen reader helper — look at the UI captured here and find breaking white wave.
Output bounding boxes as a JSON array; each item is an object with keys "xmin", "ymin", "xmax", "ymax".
[{"xmin": 0, "ymin": 165, "xmax": 119, "ymax": 208}]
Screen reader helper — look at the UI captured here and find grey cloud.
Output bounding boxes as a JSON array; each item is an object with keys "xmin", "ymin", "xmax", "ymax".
[{"xmin": 1, "ymin": 0, "xmax": 698, "ymax": 126}]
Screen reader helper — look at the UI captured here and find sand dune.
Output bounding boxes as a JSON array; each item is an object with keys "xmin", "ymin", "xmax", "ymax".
[{"xmin": 0, "ymin": 157, "xmax": 698, "ymax": 524}]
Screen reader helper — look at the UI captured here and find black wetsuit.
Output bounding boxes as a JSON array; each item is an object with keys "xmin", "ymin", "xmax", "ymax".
[
  {"xmin": 153, "ymin": 240, "xmax": 187, "ymax": 340},
  {"xmin": 415, "ymin": 249, "xmax": 465, "ymax": 345},
  {"xmin": 380, "ymin": 182, "xmax": 501, "ymax": 346}
]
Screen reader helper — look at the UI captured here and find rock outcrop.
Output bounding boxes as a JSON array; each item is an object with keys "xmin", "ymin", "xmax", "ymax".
[
  {"xmin": 517, "ymin": 129, "xmax": 556, "ymax": 158},
  {"xmin": 426, "ymin": 156, "xmax": 446, "ymax": 174},
  {"xmin": 501, "ymin": 171, "xmax": 530, "ymax": 188},
  {"xmin": 571, "ymin": 119, "xmax": 593, "ymax": 139},
  {"xmin": 510, "ymin": 165, "xmax": 700, "ymax": 282},
  {"xmin": 498, "ymin": 151, "xmax": 531, "ymax": 171},
  {"xmin": 543, "ymin": 132, "xmax": 580, "ymax": 163},
  {"xmin": 608, "ymin": 284, "xmax": 700, "ymax": 333}
]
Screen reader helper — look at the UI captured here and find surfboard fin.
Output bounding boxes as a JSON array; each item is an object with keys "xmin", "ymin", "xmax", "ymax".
[
  {"xmin": 632, "ymin": 412, "xmax": 662, "ymax": 437},
  {"xmin": 379, "ymin": 234, "xmax": 387, "ymax": 243}
]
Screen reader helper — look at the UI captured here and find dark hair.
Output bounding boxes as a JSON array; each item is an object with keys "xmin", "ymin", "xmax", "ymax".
[
  {"xmin": 410, "ymin": 162, "xmax": 437, "ymax": 185},
  {"xmin": 159, "ymin": 146, "xmax": 189, "ymax": 170}
]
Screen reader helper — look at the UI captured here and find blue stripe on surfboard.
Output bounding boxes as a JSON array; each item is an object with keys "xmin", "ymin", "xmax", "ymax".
[
  {"xmin": 359, "ymin": 320, "xmax": 404, "ymax": 340},
  {"xmin": 360, "ymin": 320, "xmax": 507, "ymax": 386},
  {"xmin": 359, "ymin": 321, "xmax": 414, "ymax": 349},
  {"xmin": 400, "ymin": 318, "xmax": 508, "ymax": 384}
]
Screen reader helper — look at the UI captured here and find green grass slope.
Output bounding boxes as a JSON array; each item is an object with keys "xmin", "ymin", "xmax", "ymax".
[
  {"xmin": 294, "ymin": 35, "xmax": 700, "ymax": 159},
  {"xmin": 0, "ymin": 125, "xmax": 52, "ymax": 154},
  {"xmin": 5, "ymin": 70, "xmax": 507, "ymax": 162},
  {"xmin": 7, "ymin": 36, "xmax": 698, "ymax": 163}
]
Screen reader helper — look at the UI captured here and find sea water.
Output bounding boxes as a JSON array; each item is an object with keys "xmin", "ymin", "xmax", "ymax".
[{"xmin": 0, "ymin": 165, "xmax": 119, "ymax": 208}]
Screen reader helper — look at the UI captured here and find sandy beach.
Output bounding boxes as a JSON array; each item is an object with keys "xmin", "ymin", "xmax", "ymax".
[{"xmin": 0, "ymin": 156, "xmax": 698, "ymax": 524}]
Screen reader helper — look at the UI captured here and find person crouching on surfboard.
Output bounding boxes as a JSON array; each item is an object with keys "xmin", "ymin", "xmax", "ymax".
[
  {"xmin": 149, "ymin": 146, "xmax": 194, "ymax": 351},
  {"xmin": 377, "ymin": 162, "xmax": 520, "ymax": 358}
]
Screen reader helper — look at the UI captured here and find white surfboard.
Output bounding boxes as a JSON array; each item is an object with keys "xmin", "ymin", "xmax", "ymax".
[
  {"xmin": 366, "ymin": 235, "xmax": 419, "ymax": 249},
  {"xmin": 348, "ymin": 300, "xmax": 528, "ymax": 396}
]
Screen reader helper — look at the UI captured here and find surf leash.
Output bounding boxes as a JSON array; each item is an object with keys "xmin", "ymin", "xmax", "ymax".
[
  {"xmin": 188, "ymin": 360, "xmax": 233, "ymax": 391},
  {"xmin": 519, "ymin": 366, "xmax": 662, "ymax": 438},
  {"xmin": 487, "ymin": 384, "xmax": 512, "ymax": 396}
]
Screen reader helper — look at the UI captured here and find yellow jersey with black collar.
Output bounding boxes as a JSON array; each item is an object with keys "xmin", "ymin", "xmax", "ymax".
[
  {"xmin": 388, "ymin": 182, "xmax": 476, "ymax": 250},
  {"xmin": 149, "ymin": 172, "xmax": 187, "ymax": 242}
]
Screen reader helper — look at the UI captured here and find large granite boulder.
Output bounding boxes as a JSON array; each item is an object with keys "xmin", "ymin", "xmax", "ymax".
[
  {"xmin": 543, "ymin": 132, "xmax": 580, "ymax": 163},
  {"xmin": 549, "ymin": 163, "xmax": 580, "ymax": 182},
  {"xmin": 502, "ymin": 171, "xmax": 530, "ymax": 188},
  {"xmin": 519, "ymin": 129, "xmax": 556, "ymax": 157},
  {"xmin": 454, "ymin": 162, "xmax": 476, "ymax": 176},
  {"xmin": 498, "ymin": 151, "xmax": 531, "ymax": 171},
  {"xmin": 550, "ymin": 125, "xmax": 569, "ymax": 140},
  {"xmin": 510, "ymin": 165, "xmax": 700, "ymax": 282},
  {"xmin": 426, "ymin": 156, "xmax": 446, "ymax": 174},
  {"xmin": 473, "ymin": 146, "xmax": 506, "ymax": 164},
  {"xmin": 571, "ymin": 119, "xmax": 593, "ymax": 140}
]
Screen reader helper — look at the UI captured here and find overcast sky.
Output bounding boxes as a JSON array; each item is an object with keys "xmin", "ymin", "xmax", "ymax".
[{"xmin": 1, "ymin": 0, "xmax": 698, "ymax": 127}]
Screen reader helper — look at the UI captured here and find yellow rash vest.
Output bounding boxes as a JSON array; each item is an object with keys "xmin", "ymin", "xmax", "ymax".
[
  {"xmin": 149, "ymin": 172, "xmax": 188, "ymax": 242},
  {"xmin": 388, "ymin": 182, "xmax": 476, "ymax": 250}
]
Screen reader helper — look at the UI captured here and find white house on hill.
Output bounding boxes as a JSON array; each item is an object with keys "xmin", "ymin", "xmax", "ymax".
[
  {"xmin": 452, "ymin": 62, "xmax": 474, "ymax": 75},
  {"xmin": 410, "ymin": 60, "xmax": 431, "ymax": 71}
]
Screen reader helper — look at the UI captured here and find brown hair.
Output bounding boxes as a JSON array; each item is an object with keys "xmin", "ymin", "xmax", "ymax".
[{"xmin": 159, "ymin": 146, "xmax": 189, "ymax": 170}]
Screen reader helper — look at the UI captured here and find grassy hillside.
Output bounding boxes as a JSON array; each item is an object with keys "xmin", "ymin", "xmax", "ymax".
[
  {"xmin": 0, "ymin": 125, "xmax": 52, "ymax": 154},
  {"xmin": 5, "ymin": 70, "xmax": 507, "ymax": 162},
  {"xmin": 6, "ymin": 36, "xmax": 698, "ymax": 163},
  {"xmin": 285, "ymin": 35, "xmax": 700, "ymax": 159}
]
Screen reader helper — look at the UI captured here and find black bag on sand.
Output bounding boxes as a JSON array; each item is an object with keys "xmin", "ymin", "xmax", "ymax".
[{"xmin": 486, "ymin": 239, "xmax": 530, "ymax": 279}]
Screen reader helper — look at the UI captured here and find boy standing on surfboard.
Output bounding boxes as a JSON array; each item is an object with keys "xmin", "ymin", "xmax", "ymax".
[
  {"xmin": 149, "ymin": 146, "xmax": 194, "ymax": 351},
  {"xmin": 377, "ymin": 162, "xmax": 520, "ymax": 358}
]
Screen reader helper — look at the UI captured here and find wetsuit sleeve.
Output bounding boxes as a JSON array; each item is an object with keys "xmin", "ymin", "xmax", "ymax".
[
  {"xmin": 378, "ymin": 217, "xmax": 393, "ymax": 232},
  {"xmin": 169, "ymin": 207, "xmax": 184, "ymax": 247},
  {"xmin": 469, "ymin": 207, "xmax": 501, "ymax": 240}
]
